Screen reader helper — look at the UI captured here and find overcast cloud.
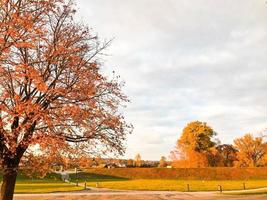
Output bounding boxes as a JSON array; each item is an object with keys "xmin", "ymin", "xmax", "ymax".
[{"xmin": 76, "ymin": 0, "xmax": 267, "ymax": 160}]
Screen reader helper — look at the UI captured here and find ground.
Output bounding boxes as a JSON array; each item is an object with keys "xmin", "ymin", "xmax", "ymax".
[
  {"xmin": 1, "ymin": 171, "xmax": 267, "ymax": 199},
  {"xmin": 13, "ymin": 191, "xmax": 267, "ymax": 200}
]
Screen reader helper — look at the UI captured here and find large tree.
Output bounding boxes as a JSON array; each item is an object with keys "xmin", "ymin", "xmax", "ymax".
[
  {"xmin": 234, "ymin": 134, "xmax": 267, "ymax": 167},
  {"xmin": 171, "ymin": 121, "xmax": 217, "ymax": 167},
  {"xmin": 216, "ymin": 144, "xmax": 237, "ymax": 167},
  {"xmin": 0, "ymin": 0, "xmax": 132, "ymax": 199}
]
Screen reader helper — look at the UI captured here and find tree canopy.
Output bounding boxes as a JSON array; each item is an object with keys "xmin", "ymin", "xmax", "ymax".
[
  {"xmin": 0, "ymin": 0, "xmax": 132, "ymax": 199},
  {"xmin": 234, "ymin": 134, "xmax": 267, "ymax": 167},
  {"xmin": 171, "ymin": 121, "xmax": 218, "ymax": 168}
]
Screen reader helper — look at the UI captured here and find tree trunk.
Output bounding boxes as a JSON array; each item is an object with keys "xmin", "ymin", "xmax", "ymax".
[{"xmin": 1, "ymin": 167, "xmax": 18, "ymax": 200}]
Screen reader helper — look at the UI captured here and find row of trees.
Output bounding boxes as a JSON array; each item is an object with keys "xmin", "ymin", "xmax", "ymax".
[
  {"xmin": 19, "ymin": 153, "xmax": 162, "ymax": 177},
  {"xmin": 127, "ymin": 154, "xmax": 169, "ymax": 168},
  {"xmin": 171, "ymin": 121, "xmax": 267, "ymax": 168}
]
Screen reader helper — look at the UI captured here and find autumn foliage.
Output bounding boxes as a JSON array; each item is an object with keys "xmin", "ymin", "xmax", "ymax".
[
  {"xmin": 171, "ymin": 121, "xmax": 217, "ymax": 168},
  {"xmin": 234, "ymin": 134, "xmax": 267, "ymax": 167},
  {"xmin": 171, "ymin": 121, "xmax": 267, "ymax": 168},
  {"xmin": 0, "ymin": 0, "xmax": 131, "ymax": 199}
]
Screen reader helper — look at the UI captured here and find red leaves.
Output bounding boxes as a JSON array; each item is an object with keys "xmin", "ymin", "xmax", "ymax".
[
  {"xmin": 14, "ymin": 64, "xmax": 48, "ymax": 92},
  {"xmin": 0, "ymin": 38, "xmax": 5, "ymax": 44}
]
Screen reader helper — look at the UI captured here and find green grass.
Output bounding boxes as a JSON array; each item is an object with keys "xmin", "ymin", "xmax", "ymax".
[
  {"xmin": 2, "ymin": 171, "xmax": 267, "ymax": 193},
  {"xmin": 0, "ymin": 172, "xmax": 83, "ymax": 193},
  {"xmin": 0, "ymin": 171, "xmax": 62, "ymax": 183},
  {"xmin": 85, "ymin": 179, "xmax": 267, "ymax": 192},
  {"xmin": 72, "ymin": 172, "xmax": 267, "ymax": 192},
  {"xmin": 14, "ymin": 182, "xmax": 83, "ymax": 193},
  {"xmin": 69, "ymin": 172, "xmax": 128, "ymax": 182}
]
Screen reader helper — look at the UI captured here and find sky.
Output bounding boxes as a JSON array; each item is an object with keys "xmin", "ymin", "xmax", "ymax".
[{"xmin": 76, "ymin": 0, "xmax": 267, "ymax": 160}]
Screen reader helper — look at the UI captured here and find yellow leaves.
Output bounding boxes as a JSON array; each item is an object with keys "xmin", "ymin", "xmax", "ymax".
[
  {"xmin": 178, "ymin": 121, "xmax": 215, "ymax": 152},
  {"xmin": 172, "ymin": 121, "xmax": 217, "ymax": 168}
]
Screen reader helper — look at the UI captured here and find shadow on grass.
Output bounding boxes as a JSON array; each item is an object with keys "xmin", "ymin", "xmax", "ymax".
[
  {"xmin": 69, "ymin": 172, "xmax": 129, "ymax": 182},
  {"xmin": 0, "ymin": 171, "xmax": 62, "ymax": 183}
]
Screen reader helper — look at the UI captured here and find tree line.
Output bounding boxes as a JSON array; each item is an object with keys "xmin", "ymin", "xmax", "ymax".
[{"xmin": 170, "ymin": 121, "xmax": 267, "ymax": 168}]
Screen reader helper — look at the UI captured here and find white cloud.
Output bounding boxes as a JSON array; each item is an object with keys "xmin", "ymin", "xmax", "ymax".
[{"xmin": 76, "ymin": 0, "xmax": 267, "ymax": 160}]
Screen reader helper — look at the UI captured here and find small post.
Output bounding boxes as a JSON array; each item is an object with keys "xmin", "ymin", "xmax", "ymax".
[
  {"xmin": 84, "ymin": 182, "xmax": 87, "ymax": 189},
  {"xmin": 243, "ymin": 182, "xmax": 246, "ymax": 190},
  {"xmin": 187, "ymin": 184, "xmax": 190, "ymax": 192},
  {"xmin": 96, "ymin": 182, "xmax": 99, "ymax": 188},
  {"xmin": 76, "ymin": 179, "xmax": 78, "ymax": 186},
  {"xmin": 218, "ymin": 185, "xmax": 222, "ymax": 193}
]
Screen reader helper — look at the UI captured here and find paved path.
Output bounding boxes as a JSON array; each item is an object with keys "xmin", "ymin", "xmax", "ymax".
[{"xmin": 13, "ymin": 191, "xmax": 267, "ymax": 200}]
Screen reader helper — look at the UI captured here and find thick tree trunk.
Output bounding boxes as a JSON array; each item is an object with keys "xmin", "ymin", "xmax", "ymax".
[{"xmin": 1, "ymin": 167, "xmax": 18, "ymax": 200}]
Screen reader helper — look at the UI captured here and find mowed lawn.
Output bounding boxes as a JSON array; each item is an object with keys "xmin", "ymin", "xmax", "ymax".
[
  {"xmin": 1, "ymin": 171, "xmax": 267, "ymax": 193},
  {"xmin": 14, "ymin": 182, "xmax": 83, "ymax": 193},
  {"xmin": 71, "ymin": 172, "xmax": 267, "ymax": 192},
  {"xmin": 85, "ymin": 179, "xmax": 267, "ymax": 191},
  {"xmin": 0, "ymin": 172, "xmax": 83, "ymax": 193}
]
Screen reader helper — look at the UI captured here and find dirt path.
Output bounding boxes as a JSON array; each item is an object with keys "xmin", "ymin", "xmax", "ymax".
[{"xmin": 14, "ymin": 191, "xmax": 267, "ymax": 200}]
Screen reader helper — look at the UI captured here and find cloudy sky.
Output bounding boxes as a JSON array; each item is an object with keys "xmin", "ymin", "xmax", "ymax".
[{"xmin": 76, "ymin": 0, "xmax": 267, "ymax": 160}]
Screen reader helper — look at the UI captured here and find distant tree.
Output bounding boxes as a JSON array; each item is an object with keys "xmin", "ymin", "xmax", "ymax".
[
  {"xmin": 171, "ymin": 121, "xmax": 217, "ymax": 167},
  {"xmin": 216, "ymin": 144, "xmax": 237, "ymax": 167},
  {"xmin": 134, "ymin": 153, "xmax": 142, "ymax": 167},
  {"xmin": 158, "ymin": 156, "xmax": 167, "ymax": 168},
  {"xmin": 127, "ymin": 159, "xmax": 134, "ymax": 167},
  {"xmin": 234, "ymin": 134, "xmax": 267, "ymax": 167},
  {"xmin": 76, "ymin": 156, "xmax": 94, "ymax": 168}
]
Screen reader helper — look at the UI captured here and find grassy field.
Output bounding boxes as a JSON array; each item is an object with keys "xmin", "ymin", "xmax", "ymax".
[
  {"xmin": 0, "ymin": 171, "xmax": 61, "ymax": 183},
  {"xmin": 73, "ymin": 168, "xmax": 267, "ymax": 192},
  {"xmin": 0, "ymin": 172, "xmax": 83, "ymax": 193},
  {"xmin": 14, "ymin": 182, "xmax": 83, "ymax": 193},
  {"xmin": 69, "ymin": 172, "xmax": 128, "ymax": 182},
  {"xmin": 71, "ymin": 172, "xmax": 267, "ymax": 192},
  {"xmin": 1, "ymin": 170, "xmax": 267, "ymax": 193},
  {"xmin": 84, "ymin": 179, "xmax": 267, "ymax": 192}
]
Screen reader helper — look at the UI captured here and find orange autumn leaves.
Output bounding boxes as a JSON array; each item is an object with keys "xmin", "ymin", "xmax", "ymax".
[
  {"xmin": 0, "ymin": 0, "xmax": 132, "ymax": 167},
  {"xmin": 171, "ymin": 121, "xmax": 267, "ymax": 168},
  {"xmin": 234, "ymin": 134, "xmax": 267, "ymax": 167},
  {"xmin": 0, "ymin": 1, "xmax": 132, "ymax": 199},
  {"xmin": 171, "ymin": 121, "xmax": 217, "ymax": 168}
]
